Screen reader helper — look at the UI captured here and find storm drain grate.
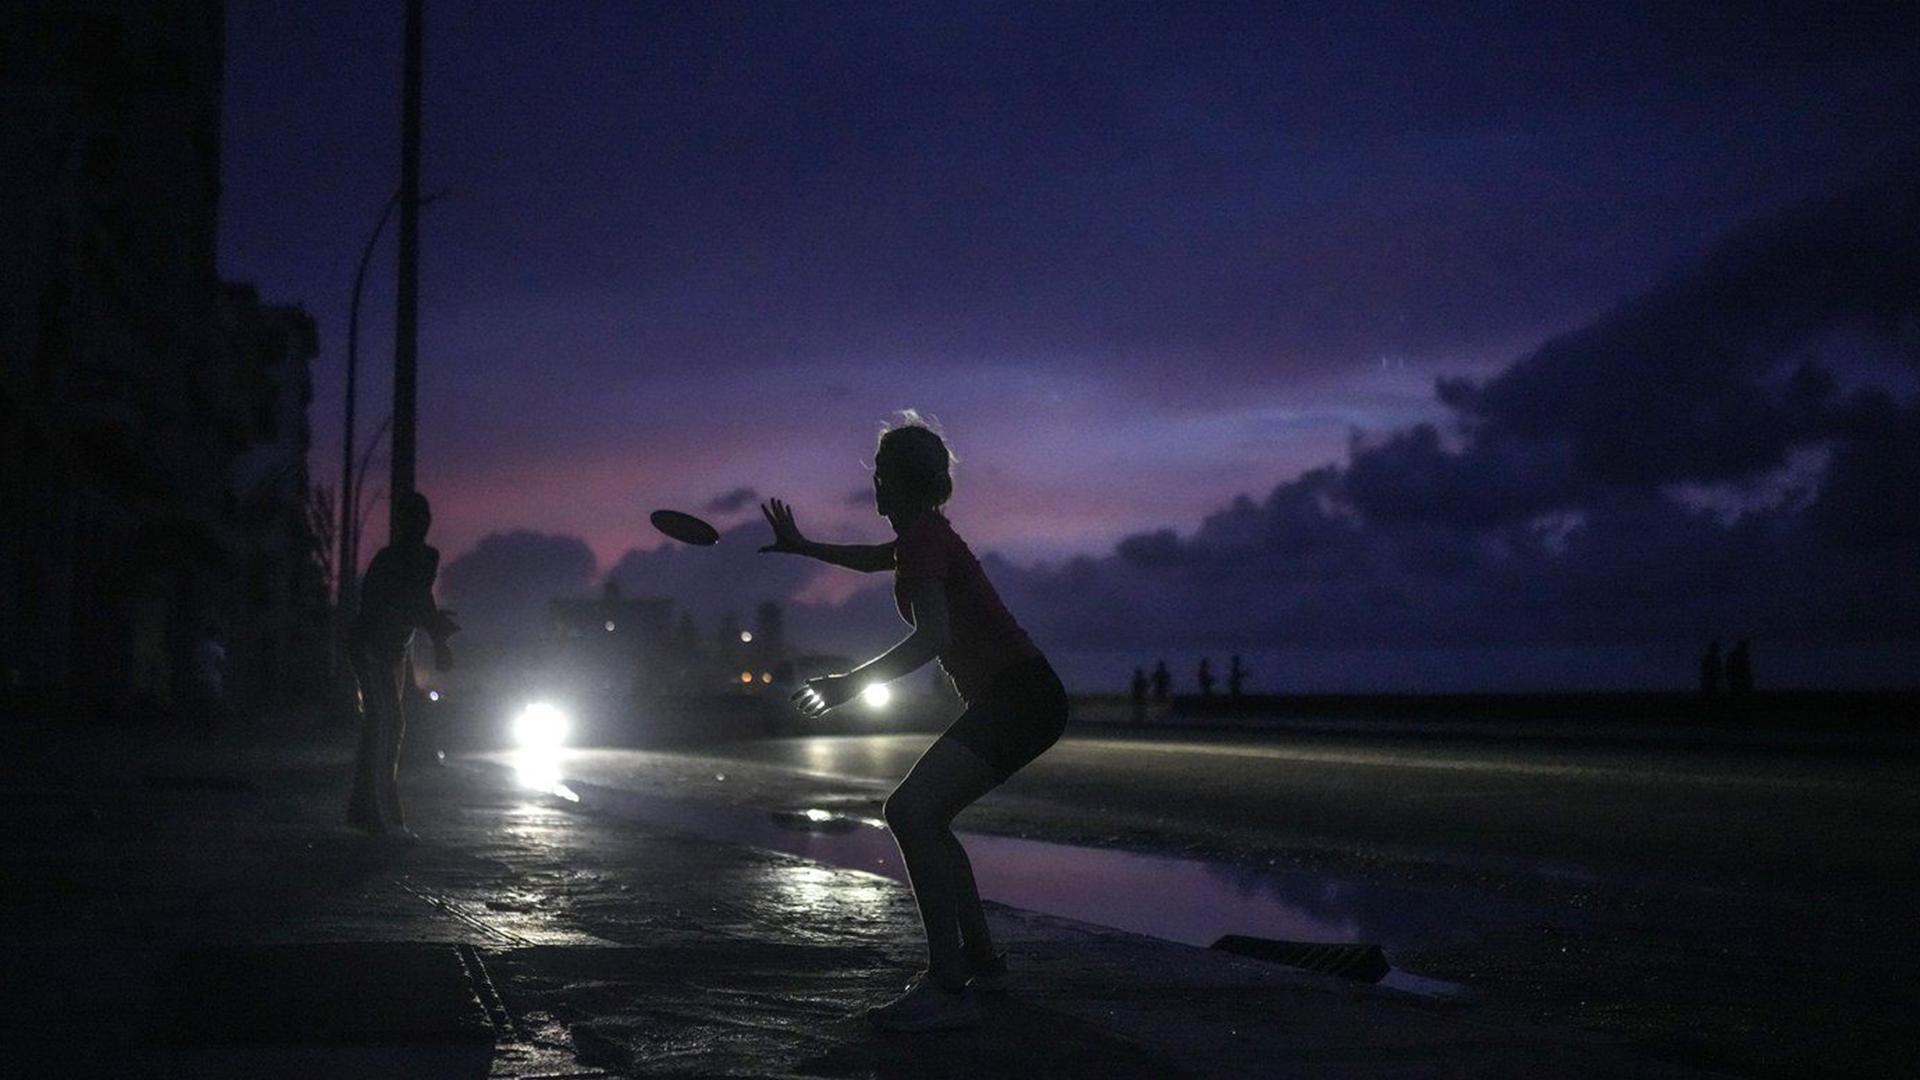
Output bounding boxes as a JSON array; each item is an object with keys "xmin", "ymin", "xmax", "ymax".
[{"xmin": 1210, "ymin": 935, "xmax": 1391, "ymax": 982}]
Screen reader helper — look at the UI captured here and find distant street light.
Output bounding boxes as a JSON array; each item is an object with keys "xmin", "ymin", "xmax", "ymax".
[
  {"xmin": 336, "ymin": 188, "xmax": 449, "ymax": 624},
  {"xmin": 336, "ymin": 189, "xmax": 399, "ymax": 626}
]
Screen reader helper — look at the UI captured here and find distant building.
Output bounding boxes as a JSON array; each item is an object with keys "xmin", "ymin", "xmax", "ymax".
[
  {"xmin": 538, "ymin": 589, "xmax": 814, "ymax": 698},
  {"xmin": 1, "ymin": 1, "xmax": 326, "ymax": 720},
  {"xmin": 752, "ymin": 600, "xmax": 786, "ymax": 666},
  {"xmin": 218, "ymin": 284, "xmax": 325, "ymax": 710}
]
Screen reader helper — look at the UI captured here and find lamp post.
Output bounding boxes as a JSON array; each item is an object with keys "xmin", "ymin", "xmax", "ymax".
[
  {"xmin": 335, "ymin": 184, "xmax": 444, "ymax": 625},
  {"xmin": 336, "ymin": 190, "xmax": 400, "ymax": 626}
]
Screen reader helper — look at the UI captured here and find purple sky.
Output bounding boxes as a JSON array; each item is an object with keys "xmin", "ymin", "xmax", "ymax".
[
  {"xmin": 220, "ymin": 2, "xmax": 1915, "ymax": 562},
  {"xmin": 219, "ymin": 3, "xmax": 1919, "ymax": 687}
]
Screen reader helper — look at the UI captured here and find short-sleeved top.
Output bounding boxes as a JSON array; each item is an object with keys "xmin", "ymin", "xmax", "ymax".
[{"xmin": 893, "ymin": 512, "xmax": 1040, "ymax": 703}]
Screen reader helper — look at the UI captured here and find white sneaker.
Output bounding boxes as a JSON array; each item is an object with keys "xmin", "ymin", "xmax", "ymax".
[{"xmin": 866, "ymin": 973, "xmax": 981, "ymax": 1032}]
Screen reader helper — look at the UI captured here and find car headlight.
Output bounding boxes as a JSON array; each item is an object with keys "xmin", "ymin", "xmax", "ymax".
[{"xmin": 511, "ymin": 702, "xmax": 569, "ymax": 749}]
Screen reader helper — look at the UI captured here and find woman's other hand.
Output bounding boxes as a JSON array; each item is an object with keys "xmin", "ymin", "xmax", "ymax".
[
  {"xmin": 758, "ymin": 498, "xmax": 810, "ymax": 555},
  {"xmin": 791, "ymin": 673, "xmax": 859, "ymax": 717}
]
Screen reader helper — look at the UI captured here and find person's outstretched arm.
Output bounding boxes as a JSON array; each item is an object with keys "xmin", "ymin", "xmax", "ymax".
[
  {"xmin": 759, "ymin": 498, "xmax": 895, "ymax": 573},
  {"xmin": 401, "ymin": 546, "xmax": 459, "ymax": 669},
  {"xmin": 794, "ymin": 580, "xmax": 949, "ymax": 717}
]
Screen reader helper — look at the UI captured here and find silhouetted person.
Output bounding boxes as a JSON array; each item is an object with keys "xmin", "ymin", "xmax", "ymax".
[
  {"xmin": 187, "ymin": 624, "xmax": 227, "ymax": 730},
  {"xmin": 1130, "ymin": 666, "xmax": 1149, "ymax": 722},
  {"xmin": 347, "ymin": 492, "xmax": 457, "ymax": 839},
  {"xmin": 1698, "ymin": 640, "xmax": 1723, "ymax": 697},
  {"xmin": 1151, "ymin": 659, "xmax": 1171, "ymax": 702},
  {"xmin": 1726, "ymin": 639, "xmax": 1753, "ymax": 695},
  {"xmin": 759, "ymin": 412, "xmax": 1067, "ymax": 1032},
  {"xmin": 1228, "ymin": 654, "xmax": 1248, "ymax": 698},
  {"xmin": 1197, "ymin": 657, "xmax": 1216, "ymax": 698}
]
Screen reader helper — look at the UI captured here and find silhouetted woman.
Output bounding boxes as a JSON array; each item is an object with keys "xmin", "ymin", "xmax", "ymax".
[
  {"xmin": 347, "ymin": 491, "xmax": 457, "ymax": 839},
  {"xmin": 760, "ymin": 412, "xmax": 1068, "ymax": 1032}
]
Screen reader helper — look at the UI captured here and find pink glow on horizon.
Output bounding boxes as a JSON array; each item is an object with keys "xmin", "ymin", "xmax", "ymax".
[{"xmin": 399, "ymin": 427, "xmax": 1345, "ymax": 577}]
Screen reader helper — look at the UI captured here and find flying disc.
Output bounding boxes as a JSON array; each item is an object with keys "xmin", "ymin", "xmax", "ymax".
[{"xmin": 650, "ymin": 509, "xmax": 720, "ymax": 546}]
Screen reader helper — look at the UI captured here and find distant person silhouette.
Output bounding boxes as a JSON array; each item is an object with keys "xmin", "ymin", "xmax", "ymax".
[
  {"xmin": 1151, "ymin": 659, "xmax": 1171, "ymax": 702},
  {"xmin": 1698, "ymin": 640, "xmax": 1723, "ymax": 697},
  {"xmin": 188, "ymin": 624, "xmax": 227, "ymax": 731},
  {"xmin": 1130, "ymin": 666, "xmax": 1149, "ymax": 722},
  {"xmin": 346, "ymin": 492, "xmax": 458, "ymax": 839},
  {"xmin": 1228, "ymin": 654, "xmax": 1248, "ymax": 698},
  {"xmin": 1726, "ymin": 639, "xmax": 1753, "ymax": 695},
  {"xmin": 760, "ymin": 412, "xmax": 1066, "ymax": 1032},
  {"xmin": 1197, "ymin": 657, "xmax": 1216, "ymax": 698}
]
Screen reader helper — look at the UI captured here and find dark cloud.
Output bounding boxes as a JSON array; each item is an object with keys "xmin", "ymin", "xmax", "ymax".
[
  {"xmin": 990, "ymin": 162, "xmax": 1920, "ymax": 660},
  {"xmin": 703, "ymin": 487, "xmax": 761, "ymax": 515},
  {"xmin": 1414, "ymin": 160, "xmax": 1920, "ymax": 514},
  {"xmin": 606, "ymin": 521, "xmax": 815, "ymax": 627},
  {"xmin": 441, "ymin": 530, "xmax": 599, "ymax": 645}
]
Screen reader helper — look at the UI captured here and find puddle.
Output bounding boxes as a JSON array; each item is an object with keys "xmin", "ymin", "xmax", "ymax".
[{"xmin": 484, "ymin": 754, "xmax": 1483, "ymax": 997}]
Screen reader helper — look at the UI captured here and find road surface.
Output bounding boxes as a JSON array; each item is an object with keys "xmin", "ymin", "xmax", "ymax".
[{"xmin": 490, "ymin": 726, "xmax": 1919, "ymax": 1079}]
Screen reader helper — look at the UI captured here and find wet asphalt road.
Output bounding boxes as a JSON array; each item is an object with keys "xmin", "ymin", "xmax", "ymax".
[{"xmin": 526, "ymin": 727, "xmax": 1920, "ymax": 1079}]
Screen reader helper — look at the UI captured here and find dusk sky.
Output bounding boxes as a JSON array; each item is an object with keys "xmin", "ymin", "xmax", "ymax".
[{"xmin": 219, "ymin": 2, "xmax": 1920, "ymax": 688}]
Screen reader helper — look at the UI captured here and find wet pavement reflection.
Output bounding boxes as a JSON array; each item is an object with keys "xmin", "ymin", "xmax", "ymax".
[{"xmin": 487, "ymin": 750, "xmax": 1490, "ymax": 990}]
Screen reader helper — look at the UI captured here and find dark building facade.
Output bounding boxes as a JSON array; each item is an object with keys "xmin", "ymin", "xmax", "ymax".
[{"xmin": 2, "ymin": 0, "xmax": 326, "ymax": 720}]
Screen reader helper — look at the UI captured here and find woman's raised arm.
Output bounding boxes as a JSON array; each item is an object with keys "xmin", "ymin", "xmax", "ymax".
[{"xmin": 759, "ymin": 498, "xmax": 895, "ymax": 572}]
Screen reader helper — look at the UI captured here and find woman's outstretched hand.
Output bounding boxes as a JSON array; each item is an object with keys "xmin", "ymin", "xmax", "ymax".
[
  {"xmin": 759, "ymin": 498, "xmax": 809, "ymax": 555},
  {"xmin": 791, "ymin": 674, "xmax": 859, "ymax": 718}
]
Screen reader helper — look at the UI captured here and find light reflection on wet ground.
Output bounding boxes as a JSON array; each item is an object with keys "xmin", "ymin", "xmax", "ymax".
[
  {"xmin": 507, "ymin": 747, "xmax": 579, "ymax": 802},
  {"xmin": 484, "ymin": 750, "xmax": 1493, "ymax": 986}
]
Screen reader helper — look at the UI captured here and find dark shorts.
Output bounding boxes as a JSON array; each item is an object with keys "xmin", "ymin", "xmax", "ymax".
[{"xmin": 942, "ymin": 655, "xmax": 1069, "ymax": 782}]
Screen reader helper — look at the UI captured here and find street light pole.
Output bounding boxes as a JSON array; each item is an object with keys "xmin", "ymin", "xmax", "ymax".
[
  {"xmin": 337, "ymin": 190, "xmax": 400, "ymax": 625},
  {"xmin": 390, "ymin": 0, "xmax": 423, "ymax": 538}
]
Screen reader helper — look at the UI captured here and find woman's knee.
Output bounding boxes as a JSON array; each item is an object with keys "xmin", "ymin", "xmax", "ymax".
[
  {"xmin": 883, "ymin": 785, "xmax": 942, "ymax": 840},
  {"xmin": 881, "ymin": 788, "xmax": 914, "ymax": 832}
]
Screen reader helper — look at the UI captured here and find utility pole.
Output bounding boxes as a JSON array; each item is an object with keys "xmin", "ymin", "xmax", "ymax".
[{"xmin": 390, "ymin": 0, "xmax": 423, "ymax": 537}]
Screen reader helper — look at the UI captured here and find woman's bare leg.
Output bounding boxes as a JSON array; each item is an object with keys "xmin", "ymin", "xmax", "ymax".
[{"xmin": 883, "ymin": 736, "xmax": 1002, "ymax": 989}]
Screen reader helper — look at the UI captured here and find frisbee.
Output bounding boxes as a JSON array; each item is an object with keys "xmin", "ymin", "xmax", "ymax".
[{"xmin": 650, "ymin": 509, "xmax": 720, "ymax": 546}]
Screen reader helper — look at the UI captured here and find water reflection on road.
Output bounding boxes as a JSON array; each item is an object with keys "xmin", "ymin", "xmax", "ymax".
[
  {"xmin": 488, "ymin": 750, "xmax": 1492, "ymax": 963},
  {"xmin": 509, "ymin": 747, "xmax": 579, "ymax": 802}
]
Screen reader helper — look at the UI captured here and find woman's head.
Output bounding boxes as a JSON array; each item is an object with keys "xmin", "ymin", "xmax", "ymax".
[{"xmin": 873, "ymin": 410, "xmax": 954, "ymax": 520}]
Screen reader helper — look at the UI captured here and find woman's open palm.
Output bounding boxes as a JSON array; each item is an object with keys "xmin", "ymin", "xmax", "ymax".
[{"xmin": 759, "ymin": 498, "xmax": 808, "ymax": 554}]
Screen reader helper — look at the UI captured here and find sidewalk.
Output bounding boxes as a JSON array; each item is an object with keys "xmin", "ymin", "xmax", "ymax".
[{"xmin": 0, "ymin": 719, "xmax": 1712, "ymax": 1079}]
